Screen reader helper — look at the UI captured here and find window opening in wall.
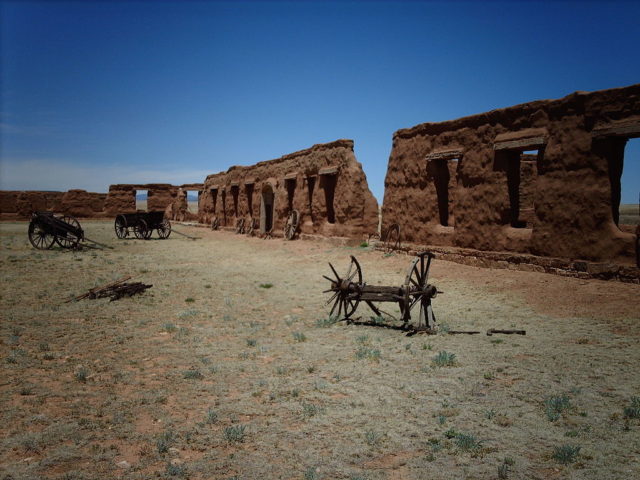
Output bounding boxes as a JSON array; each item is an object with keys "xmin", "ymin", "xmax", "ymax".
[
  {"xmin": 494, "ymin": 146, "xmax": 543, "ymax": 228},
  {"xmin": 230, "ymin": 185, "xmax": 240, "ymax": 217},
  {"xmin": 187, "ymin": 190, "xmax": 200, "ymax": 214},
  {"xmin": 245, "ymin": 184, "xmax": 254, "ymax": 217},
  {"xmin": 593, "ymin": 134, "xmax": 640, "ymax": 228},
  {"xmin": 320, "ymin": 174, "xmax": 336, "ymax": 224},
  {"xmin": 620, "ymin": 139, "xmax": 640, "ymax": 227},
  {"xmin": 135, "ymin": 190, "xmax": 148, "ymax": 211},
  {"xmin": 285, "ymin": 178, "xmax": 296, "ymax": 212},
  {"xmin": 260, "ymin": 183, "xmax": 275, "ymax": 232}
]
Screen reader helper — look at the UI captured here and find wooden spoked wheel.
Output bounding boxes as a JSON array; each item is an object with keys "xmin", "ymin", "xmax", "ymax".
[
  {"xmin": 211, "ymin": 217, "xmax": 220, "ymax": 230},
  {"xmin": 383, "ymin": 223, "xmax": 400, "ymax": 253},
  {"xmin": 235, "ymin": 218, "xmax": 245, "ymax": 234},
  {"xmin": 245, "ymin": 218, "xmax": 257, "ymax": 237},
  {"xmin": 401, "ymin": 252, "xmax": 437, "ymax": 328},
  {"xmin": 157, "ymin": 218, "xmax": 171, "ymax": 239},
  {"xmin": 114, "ymin": 215, "xmax": 128, "ymax": 239},
  {"xmin": 324, "ymin": 255, "xmax": 362, "ymax": 321},
  {"xmin": 134, "ymin": 219, "xmax": 150, "ymax": 239},
  {"xmin": 28, "ymin": 219, "xmax": 56, "ymax": 250},
  {"xmin": 54, "ymin": 215, "xmax": 82, "ymax": 249},
  {"xmin": 284, "ymin": 209, "xmax": 299, "ymax": 240}
]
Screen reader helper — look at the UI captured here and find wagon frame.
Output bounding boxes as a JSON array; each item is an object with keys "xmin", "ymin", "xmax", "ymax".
[{"xmin": 114, "ymin": 211, "xmax": 171, "ymax": 240}]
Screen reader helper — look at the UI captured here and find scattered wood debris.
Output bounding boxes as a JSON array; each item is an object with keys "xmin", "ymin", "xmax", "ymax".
[
  {"xmin": 68, "ymin": 276, "xmax": 153, "ymax": 302},
  {"xmin": 486, "ymin": 328, "xmax": 526, "ymax": 336}
]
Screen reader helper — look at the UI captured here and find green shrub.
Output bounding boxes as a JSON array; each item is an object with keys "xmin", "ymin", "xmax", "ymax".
[
  {"xmin": 623, "ymin": 396, "xmax": 640, "ymax": 419},
  {"xmin": 224, "ymin": 424, "xmax": 246, "ymax": 443},
  {"xmin": 544, "ymin": 394, "xmax": 571, "ymax": 422},
  {"xmin": 455, "ymin": 433, "xmax": 482, "ymax": 451},
  {"xmin": 259, "ymin": 283, "xmax": 273, "ymax": 289},
  {"xmin": 432, "ymin": 351, "xmax": 456, "ymax": 367},
  {"xmin": 183, "ymin": 369, "xmax": 204, "ymax": 380},
  {"xmin": 552, "ymin": 444, "xmax": 580, "ymax": 464},
  {"xmin": 292, "ymin": 331, "xmax": 307, "ymax": 342}
]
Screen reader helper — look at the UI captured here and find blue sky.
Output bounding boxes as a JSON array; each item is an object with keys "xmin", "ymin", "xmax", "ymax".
[{"xmin": 1, "ymin": 0, "xmax": 639, "ymax": 203}]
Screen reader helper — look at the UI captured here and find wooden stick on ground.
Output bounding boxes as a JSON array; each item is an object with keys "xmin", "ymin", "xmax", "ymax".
[
  {"xmin": 486, "ymin": 328, "xmax": 526, "ymax": 336},
  {"xmin": 66, "ymin": 275, "xmax": 132, "ymax": 303},
  {"xmin": 171, "ymin": 229, "xmax": 200, "ymax": 240}
]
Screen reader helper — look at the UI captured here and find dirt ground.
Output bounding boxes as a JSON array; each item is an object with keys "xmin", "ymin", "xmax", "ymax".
[{"xmin": 1, "ymin": 221, "xmax": 638, "ymax": 480}]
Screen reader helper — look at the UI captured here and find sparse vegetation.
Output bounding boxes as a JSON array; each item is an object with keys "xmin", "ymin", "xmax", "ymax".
[
  {"xmin": 0, "ymin": 220, "xmax": 636, "ymax": 479},
  {"xmin": 552, "ymin": 444, "xmax": 581, "ymax": 464},
  {"xmin": 432, "ymin": 350, "xmax": 456, "ymax": 367},
  {"xmin": 544, "ymin": 394, "xmax": 572, "ymax": 422},
  {"xmin": 224, "ymin": 424, "xmax": 246, "ymax": 443}
]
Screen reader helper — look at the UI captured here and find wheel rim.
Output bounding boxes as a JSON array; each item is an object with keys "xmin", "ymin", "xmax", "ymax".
[
  {"xmin": 28, "ymin": 220, "xmax": 56, "ymax": 250},
  {"xmin": 54, "ymin": 215, "xmax": 81, "ymax": 249},
  {"xmin": 324, "ymin": 255, "xmax": 362, "ymax": 320},
  {"xmin": 402, "ymin": 252, "xmax": 434, "ymax": 327},
  {"xmin": 134, "ymin": 219, "xmax": 149, "ymax": 239},
  {"xmin": 115, "ymin": 216, "xmax": 128, "ymax": 239},
  {"xmin": 158, "ymin": 219, "xmax": 171, "ymax": 239},
  {"xmin": 384, "ymin": 224, "xmax": 400, "ymax": 253}
]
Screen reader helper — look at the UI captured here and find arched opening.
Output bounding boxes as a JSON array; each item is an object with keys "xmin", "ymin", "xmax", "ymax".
[
  {"xmin": 260, "ymin": 183, "xmax": 275, "ymax": 233},
  {"xmin": 210, "ymin": 188, "xmax": 218, "ymax": 214}
]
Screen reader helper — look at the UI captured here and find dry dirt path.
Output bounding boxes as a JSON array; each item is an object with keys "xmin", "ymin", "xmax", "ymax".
[{"xmin": 1, "ymin": 221, "xmax": 638, "ymax": 480}]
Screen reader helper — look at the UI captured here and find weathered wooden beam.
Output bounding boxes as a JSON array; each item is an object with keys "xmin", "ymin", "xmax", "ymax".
[
  {"xmin": 486, "ymin": 328, "xmax": 526, "ymax": 336},
  {"xmin": 493, "ymin": 137, "xmax": 547, "ymax": 151}
]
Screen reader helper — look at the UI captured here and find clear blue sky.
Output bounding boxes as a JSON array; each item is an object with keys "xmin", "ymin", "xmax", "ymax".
[{"xmin": 1, "ymin": 0, "xmax": 639, "ymax": 204}]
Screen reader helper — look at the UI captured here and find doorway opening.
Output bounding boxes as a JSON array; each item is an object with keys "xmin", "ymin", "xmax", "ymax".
[
  {"xmin": 245, "ymin": 183, "xmax": 254, "ymax": 217},
  {"xmin": 210, "ymin": 188, "xmax": 218, "ymax": 215},
  {"xmin": 285, "ymin": 177, "xmax": 296, "ymax": 212},
  {"xmin": 231, "ymin": 185, "xmax": 240, "ymax": 217},
  {"xmin": 320, "ymin": 174, "xmax": 336, "ymax": 224},
  {"xmin": 494, "ymin": 145, "xmax": 543, "ymax": 228},
  {"xmin": 187, "ymin": 190, "xmax": 200, "ymax": 214},
  {"xmin": 135, "ymin": 190, "xmax": 148, "ymax": 211},
  {"xmin": 221, "ymin": 189, "xmax": 227, "ymax": 226},
  {"xmin": 306, "ymin": 176, "xmax": 316, "ymax": 218},
  {"xmin": 426, "ymin": 153, "xmax": 461, "ymax": 227},
  {"xmin": 260, "ymin": 183, "xmax": 275, "ymax": 233}
]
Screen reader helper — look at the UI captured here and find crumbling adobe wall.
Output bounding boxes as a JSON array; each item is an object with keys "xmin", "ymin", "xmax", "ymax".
[
  {"xmin": 201, "ymin": 139, "xmax": 378, "ymax": 238},
  {"xmin": 104, "ymin": 184, "xmax": 178, "ymax": 215},
  {"xmin": 0, "ymin": 190, "xmax": 106, "ymax": 219},
  {"xmin": 383, "ymin": 84, "xmax": 640, "ymax": 264},
  {"xmin": 59, "ymin": 190, "xmax": 107, "ymax": 217}
]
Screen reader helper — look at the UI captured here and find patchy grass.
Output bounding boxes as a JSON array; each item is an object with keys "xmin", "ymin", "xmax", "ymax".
[{"xmin": 0, "ymin": 221, "xmax": 638, "ymax": 479}]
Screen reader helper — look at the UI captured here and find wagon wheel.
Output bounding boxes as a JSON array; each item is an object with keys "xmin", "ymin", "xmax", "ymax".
[
  {"xmin": 401, "ymin": 252, "xmax": 437, "ymax": 328},
  {"xmin": 262, "ymin": 226, "xmax": 273, "ymax": 239},
  {"xmin": 284, "ymin": 209, "xmax": 300, "ymax": 240},
  {"xmin": 157, "ymin": 218, "xmax": 171, "ymax": 239},
  {"xmin": 114, "ymin": 215, "xmax": 128, "ymax": 239},
  {"xmin": 28, "ymin": 219, "xmax": 56, "ymax": 250},
  {"xmin": 54, "ymin": 215, "xmax": 82, "ymax": 249},
  {"xmin": 383, "ymin": 224, "xmax": 400, "ymax": 253},
  {"xmin": 134, "ymin": 219, "xmax": 150, "ymax": 240},
  {"xmin": 235, "ymin": 218, "xmax": 245, "ymax": 234},
  {"xmin": 245, "ymin": 218, "xmax": 256, "ymax": 237},
  {"xmin": 323, "ymin": 255, "xmax": 362, "ymax": 321},
  {"xmin": 211, "ymin": 217, "xmax": 220, "ymax": 230}
]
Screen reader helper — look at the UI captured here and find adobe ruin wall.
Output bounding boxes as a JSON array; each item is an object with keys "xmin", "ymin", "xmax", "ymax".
[
  {"xmin": 382, "ymin": 84, "xmax": 640, "ymax": 264},
  {"xmin": 200, "ymin": 139, "xmax": 378, "ymax": 238},
  {"xmin": 0, "ymin": 190, "xmax": 106, "ymax": 219}
]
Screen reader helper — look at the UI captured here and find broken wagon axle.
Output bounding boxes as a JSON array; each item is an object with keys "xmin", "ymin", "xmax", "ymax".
[{"xmin": 323, "ymin": 251, "xmax": 439, "ymax": 330}]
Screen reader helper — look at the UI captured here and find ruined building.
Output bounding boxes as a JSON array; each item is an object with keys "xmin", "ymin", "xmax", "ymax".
[
  {"xmin": 200, "ymin": 139, "xmax": 378, "ymax": 238},
  {"xmin": 382, "ymin": 84, "xmax": 639, "ymax": 264}
]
